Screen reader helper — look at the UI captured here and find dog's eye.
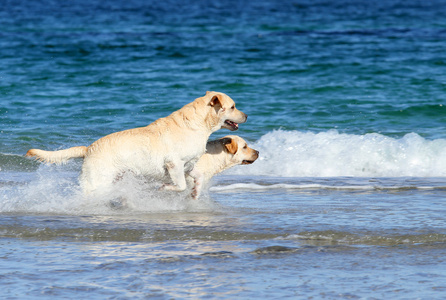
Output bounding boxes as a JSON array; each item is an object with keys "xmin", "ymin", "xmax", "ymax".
[
  {"xmin": 231, "ymin": 105, "xmax": 235, "ymax": 109},
  {"xmin": 243, "ymin": 145, "xmax": 248, "ymax": 149}
]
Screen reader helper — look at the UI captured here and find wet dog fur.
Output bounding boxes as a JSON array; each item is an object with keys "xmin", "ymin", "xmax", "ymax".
[
  {"xmin": 189, "ymin": 135, "xmax": 259, "ymax": 199},
  {"xmin": 26, "ymin": 91, "xmax": 247, "ymax": 198}
]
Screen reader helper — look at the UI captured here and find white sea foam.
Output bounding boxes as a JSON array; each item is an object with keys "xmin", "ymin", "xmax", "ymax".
[
  {"xmin": 0, "ymin": 166, "xmax": 215, "ymax": 215},
  {"xmin": 226, "ymin": 130, "xmax": 446, "ymax": 177}
]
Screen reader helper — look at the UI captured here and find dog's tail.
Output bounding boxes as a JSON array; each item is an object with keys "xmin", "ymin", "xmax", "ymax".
[{"xmin": 25, "ymin": 146, "xmax": 88, "ymax": 164}]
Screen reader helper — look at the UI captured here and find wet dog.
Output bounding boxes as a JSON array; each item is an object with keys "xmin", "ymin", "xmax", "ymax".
[
  {"xmin": 26, "ymin": 91, "xmax": 247, "ymax": 197},
  {"xmin": 189, "ymin": 135, "xmax": 259, "ymax": 199}
]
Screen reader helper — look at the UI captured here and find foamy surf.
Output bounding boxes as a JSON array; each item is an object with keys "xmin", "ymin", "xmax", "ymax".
[
  {"xmin": 0, "ymin": 165, "xmax": 217, "ymax": 215},
  {"xmin": 209, "ymin": 176, "xmax": 446, "ymax": 193},
  {"xmin": 4, "ymin": 130, "xmax": 446, "ymax": 177},
  {"xmin": 226, "ymin": 130, "xmax": 446, "ymax": 177}
]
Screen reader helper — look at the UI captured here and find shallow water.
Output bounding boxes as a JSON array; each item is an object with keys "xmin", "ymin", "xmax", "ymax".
[
  {"xmin": 2, "ymin": 173, "xmax": 446, "ymax": 299},
  {"xmin": 2, "ymin": 0, "xmax": 446, "ymax": 299}
]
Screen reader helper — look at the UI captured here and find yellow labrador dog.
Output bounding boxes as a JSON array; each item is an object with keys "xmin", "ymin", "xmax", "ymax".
[
  {"xmin": 26, "ymin": 91, "xmax": 247, "ymax": 197},
  {"xmin": 190, "ymin": 135, "xmax": 259, "ymax": 199}
]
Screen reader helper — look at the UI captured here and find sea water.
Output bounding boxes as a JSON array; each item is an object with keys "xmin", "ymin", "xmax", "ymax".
[{"xmin": 1, "ymin": 0, "xmax": 446, "ymax": 299}]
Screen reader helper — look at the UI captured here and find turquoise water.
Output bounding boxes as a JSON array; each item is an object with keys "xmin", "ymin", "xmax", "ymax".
[{"xmin": 2, "ymin": 0, "xmax": 446, "ymax": 299}]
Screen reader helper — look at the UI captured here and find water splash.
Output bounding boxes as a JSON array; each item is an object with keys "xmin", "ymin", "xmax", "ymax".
[{"xmin": 0, "ymin": 165, "xmax": 216, "ymax": 215}]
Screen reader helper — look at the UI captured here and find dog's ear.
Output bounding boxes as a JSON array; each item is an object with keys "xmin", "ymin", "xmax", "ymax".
[
  {"xmin": 209, "ymin": 94, "xmax": 222, "ymax": 107},
  {"xmin": 221, "ymin": 137, "xmax": 238, "ymax": 154}
]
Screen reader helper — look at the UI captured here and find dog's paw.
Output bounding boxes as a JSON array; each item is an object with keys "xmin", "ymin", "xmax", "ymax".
[{"xmin": 160, "ymin": 184, "xmax": 186, "ymax": 192}]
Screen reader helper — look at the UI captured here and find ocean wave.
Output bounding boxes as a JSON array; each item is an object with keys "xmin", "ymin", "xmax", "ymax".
[
  {"xmin": 209, "ymin": 176, "xmax": 446, "ymax": 193},
  {"xmin": 0, "ymin": 223, "xmax": 443, "ymax": 246},
  {"xmin": 4, "ymin": 130, "xmax": 446, "ymax": 177},
  {"xmin": 226, "ymin": 130, "xmax": 446, "ymax": 177},
  {"xmin": 284, "ymin": 231, "xmax": 446, "ymax": 247},
  {"xmin": 209, "ymin": 182, "xmax": 443, "ymax": 192}
]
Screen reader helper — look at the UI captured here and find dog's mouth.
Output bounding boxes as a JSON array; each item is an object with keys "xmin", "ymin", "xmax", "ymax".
[
  {"xmin": 224, "ymin": 120, "xmax": 239, "ymax": 131},
  {"xmin": 242, "ymin": 151, "xmax": 259, "ymax": 165}
]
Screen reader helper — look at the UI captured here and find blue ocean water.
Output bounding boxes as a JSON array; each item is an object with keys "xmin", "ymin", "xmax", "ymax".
[
  {"xmin": 2, "ymin": 0, "xmax": 446, "ymax": 174},
  {"xmin": 2, "ymin": 0, "xmax": 446, "ymax": 299}
]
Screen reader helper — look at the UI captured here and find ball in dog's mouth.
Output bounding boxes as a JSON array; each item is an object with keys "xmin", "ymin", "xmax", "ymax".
[{"xmin": 225, "ymin": 120, "xmax": 239, "ymax": 131}]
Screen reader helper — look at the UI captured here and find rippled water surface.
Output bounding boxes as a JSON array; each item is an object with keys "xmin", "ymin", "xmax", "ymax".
[{"xmin": 2, "ymin": 0, "xmax": 446, "ymax": 298}]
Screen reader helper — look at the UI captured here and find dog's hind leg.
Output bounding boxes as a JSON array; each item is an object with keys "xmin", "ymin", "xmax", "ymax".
[
  {"xmin": 79, "ymin": 160, "xmax": 116, "ymax": 197},
  {"xmin": 162, "ymin": 161, "xmax": 187, "ymax": 192}
]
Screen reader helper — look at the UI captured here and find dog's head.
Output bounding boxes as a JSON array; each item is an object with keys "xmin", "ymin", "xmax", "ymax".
[
  {"xmin": 220, "ymin": 135, "xmax": 259, "ymax": 165},
  {"xmin": 204, "ymin": 91, "xmax": 247, "ymax": 131}
]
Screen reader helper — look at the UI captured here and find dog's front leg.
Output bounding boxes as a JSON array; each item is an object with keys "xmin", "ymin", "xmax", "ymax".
[
  {"xmin": 162, "ymin": 161, "xmax": 187, "ymax": 192},
  {"xmin": 189, "ymin": 168, "xmax": 203, "ymax": 200}
]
